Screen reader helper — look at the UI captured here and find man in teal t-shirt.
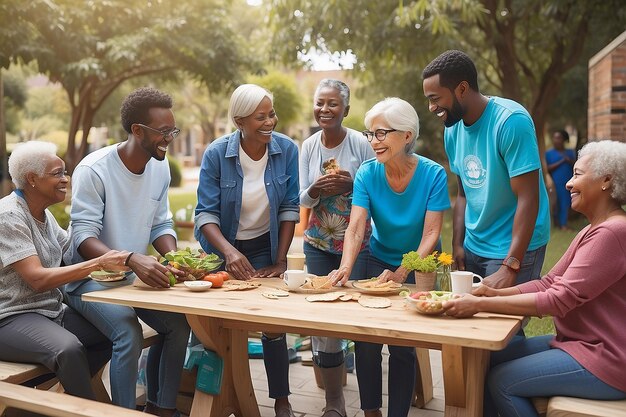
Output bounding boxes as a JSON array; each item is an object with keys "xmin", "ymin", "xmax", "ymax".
[{"xmin": 422, "ymin": 50, "xmax": 550, "ymax": 288}]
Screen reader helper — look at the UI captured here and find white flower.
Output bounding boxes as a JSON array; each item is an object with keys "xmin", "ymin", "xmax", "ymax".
[
  {"xmin": 306, "ymin": 236, "xmax": 330, "ymax": 251},
  {"xmin": 318, "ymin": 212, "xmax": 347, "ymax": 240}
]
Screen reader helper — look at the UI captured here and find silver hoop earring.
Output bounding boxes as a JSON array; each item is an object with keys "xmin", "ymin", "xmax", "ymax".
[{"xmin": 602, "ymin": 186, "xmax": 607, "ymax": 191}]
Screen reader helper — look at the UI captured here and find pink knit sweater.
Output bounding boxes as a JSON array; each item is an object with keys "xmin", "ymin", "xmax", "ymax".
[{"xmin": 517, "ymin": 217, "xmax": 626, "ymax": 393}]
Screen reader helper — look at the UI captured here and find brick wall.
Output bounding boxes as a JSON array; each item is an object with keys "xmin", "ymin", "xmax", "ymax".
[{"xmin": 588, "ymin": 31, "xmax": 626, "ymax": 142}]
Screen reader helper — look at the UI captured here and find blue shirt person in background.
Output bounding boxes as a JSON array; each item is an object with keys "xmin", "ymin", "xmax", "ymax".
[
  {"xmin": 329, "ymin": 98, "xmax": 450, "ymax": 417},
  {"xmin": 546, "ymin": 129, "xmax": 576, "ymax": 230},
  {"xmin": 194, "ymin": 84, "xmax": 299, "ymax": 417},
  {"xmin": 423, "ymin": 49, "xmax": 550, "ymax": 289}
]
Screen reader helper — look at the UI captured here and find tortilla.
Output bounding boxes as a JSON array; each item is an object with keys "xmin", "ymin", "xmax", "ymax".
[
  {"xmin": 339, "ymin": 294, "xmax": 353, "ymax": 302},
  {"xmin": 262, "ymin": 289, "xmax": 289, "ymax": 299},
  {"xmin": 222, "ymin": 280, "xmax": 262, "ymax": 291},
  {"xmin": 305, "ymin": 291, "xmax": 347, "ymax": 302},
  {"xmin": 358, "ymin": 297, "xmax": 392, "ymax": 309},
  {"xmin": 301, "ymin": 276, "xmax": 333, "ymax": 290}
]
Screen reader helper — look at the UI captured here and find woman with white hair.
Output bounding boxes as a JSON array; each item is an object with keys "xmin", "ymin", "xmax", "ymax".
[
  {"xmin": 194, "ymin": 84, "xmax": 299, "ymax": 417},
  {"xmin": 0, "ymin": 141, "xmax": 129, "ymax": 399},
  {"xmin": 443, "ymin": 140, "xmax": 626, "ymax": 417},
  {"xmin": 329, "ymin": 98, "xmax": 450, "ymax": 417},
  {"xmin": 299, "ymin": 79, "xmax": 374, "ymax": 417}
]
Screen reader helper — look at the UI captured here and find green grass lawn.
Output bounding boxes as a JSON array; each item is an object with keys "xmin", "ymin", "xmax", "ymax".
[{"xmin": 167, "ymin": 188, "xmax": 587, "ymax": 337}]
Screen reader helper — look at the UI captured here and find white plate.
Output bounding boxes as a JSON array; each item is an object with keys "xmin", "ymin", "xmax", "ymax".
[
  {"xmin": 184, "ymin": 281, "xmax": 212, "ymax": 292},
  {"xmin": 89, "ymin": 270, "xmax": 131, "ymax": 282}
]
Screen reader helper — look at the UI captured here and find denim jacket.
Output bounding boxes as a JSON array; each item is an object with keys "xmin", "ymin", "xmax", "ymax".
[{"xmin": 194, "ymin": 130, "xmax": 300, "ymax": 264}]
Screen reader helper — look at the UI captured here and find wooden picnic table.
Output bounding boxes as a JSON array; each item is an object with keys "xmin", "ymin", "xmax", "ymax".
[{"xmin": 83, "ymin": 278, "xmax": 522, "ymax": 417}]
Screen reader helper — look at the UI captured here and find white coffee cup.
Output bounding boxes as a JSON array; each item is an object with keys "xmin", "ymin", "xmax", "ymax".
[
  {"xmin": 286, "ymin": 253, "xmax": 306, "ymax": 270},
  {"xmin": 450, "ymin": 271, "xmax": 484, "ymax": 294},
  {"xmin": 283, "ymin": 269, "xmax": 308, "ymax": 290}
]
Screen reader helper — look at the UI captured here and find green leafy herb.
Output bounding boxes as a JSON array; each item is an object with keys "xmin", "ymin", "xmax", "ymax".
[
  {"xmin": 400, "ymin": 251, "xmax": 439, "ymax": 273},
  {"xmin": 164, "ymin": 248, "xmax": 223, "ymax": 272}
]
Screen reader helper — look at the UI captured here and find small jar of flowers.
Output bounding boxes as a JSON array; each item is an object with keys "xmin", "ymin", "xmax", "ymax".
[{"xmin": 401, "ymin": 251, "xmax": 453, "ymax": 291}]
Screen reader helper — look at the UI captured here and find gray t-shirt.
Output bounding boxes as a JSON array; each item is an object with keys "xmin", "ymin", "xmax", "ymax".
[{"xmin": 0, "ymin": 192, "xmax": 67, "ymax": 322}]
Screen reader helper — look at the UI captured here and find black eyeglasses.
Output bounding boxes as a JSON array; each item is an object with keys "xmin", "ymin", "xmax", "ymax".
[
  {"xmin": 362, "ymin": 128, "xmax": 397, "ymax": 142},
  {"xmin": 137, "ymin": 123, "xmax": 181, "ymax": 142}
]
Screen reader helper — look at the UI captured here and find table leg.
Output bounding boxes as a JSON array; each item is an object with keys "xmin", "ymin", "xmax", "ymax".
[
  {"xmin": 442, "ymin": 345, "xmax": 489, "ymax": 417},
  {"xmin": 186, "ymin": 315, "xmax": 261, "ymax": 417}
]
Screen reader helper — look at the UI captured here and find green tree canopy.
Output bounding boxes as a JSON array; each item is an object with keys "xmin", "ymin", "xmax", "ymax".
[
  {"xmin": 1, "ymin": 0, "xmax": 257, "ymax": 171},
  {"xmin": 249, "ymin": 71, "xmax": 303, "ymax": 132},
  {"xmin": 268, "ymin": 0, "xmax": 626, "ymax": 156}
]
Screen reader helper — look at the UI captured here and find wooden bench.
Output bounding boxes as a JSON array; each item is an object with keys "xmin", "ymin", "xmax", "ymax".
[
  {"xmin": 547, "ymin": 396, "xmax": 626, "ymax": 417},
  {"xmin": 0, "ymin": 380, "xmax": 145, "ymax": 417},
  {"xmin": 0, "ymin": 321, "xmax": 161, "ymax": 402}
]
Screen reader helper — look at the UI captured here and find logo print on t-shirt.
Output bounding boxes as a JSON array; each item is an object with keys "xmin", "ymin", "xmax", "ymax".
[{"xmin": 463, "ymin": 155, "xmax": 486, "ymax": 188}]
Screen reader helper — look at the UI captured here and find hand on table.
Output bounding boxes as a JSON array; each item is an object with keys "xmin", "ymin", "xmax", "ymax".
[
  {"xmin": 224, "ymin": 249, "xmax": 255, "ymax": 281},
  {"xmin": 376, "ymin": 267, "xmax": 407, "ymax": 284},
  {"xmin": 252, "ymin": 260, "xmax": 287, "ymax": 278},
  {"xmin": 328, "ymin": 265, "xmax": 352, "ymax": 286},
  {"xmin": 482, "ymin": 266, "xmax": 517, "ymax": 289}
]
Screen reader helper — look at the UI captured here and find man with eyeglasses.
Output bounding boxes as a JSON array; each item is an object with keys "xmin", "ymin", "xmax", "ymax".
[
  {"xmin": 422, "ymin": 50, "xmax": 550, "ymax": 291},
  {"xmin": 64, "ymin": 87, "xmax": 189, "ymax": 417}
]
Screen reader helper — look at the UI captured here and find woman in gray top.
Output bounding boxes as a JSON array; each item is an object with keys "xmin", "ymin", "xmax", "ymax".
[
  {"xmin": 299, "ymin": 79, "xmax": 374, "ymax": 417},
  {"xmin": 0, "ymin": 141, "xmax": 129, "ymax": 399}
]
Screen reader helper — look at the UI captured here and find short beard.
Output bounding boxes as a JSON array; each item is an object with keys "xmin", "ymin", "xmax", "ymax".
[{"xmin": 444, "ymin": 97, "xmax": 465, "ymax": 128}]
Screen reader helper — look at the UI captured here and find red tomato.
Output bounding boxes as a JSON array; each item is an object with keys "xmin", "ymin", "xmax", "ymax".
[
  {"xmin": 216, "ymin": 271, "xmax": 230, "ymax": 281},
  {"xmin": 203, "ymin": 274, "xmax": 224, "ymax": 288}
]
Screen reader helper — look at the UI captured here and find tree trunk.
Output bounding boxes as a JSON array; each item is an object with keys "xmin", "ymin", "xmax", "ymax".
[{"xmin": 0, "ymin": 69, "xmax": 11, "ymax": 197}]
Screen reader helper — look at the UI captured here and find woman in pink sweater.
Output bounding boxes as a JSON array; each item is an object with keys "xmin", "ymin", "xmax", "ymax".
[{"xmin": 443, "ymin": 140, "xmax": 626, "ymax": 417}]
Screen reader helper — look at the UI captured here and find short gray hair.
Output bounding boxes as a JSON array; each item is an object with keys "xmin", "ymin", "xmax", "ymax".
[
  {"xmin": 8, "ymin": 141, "xmax": 59, "ymax": 189},
  {"xmin": 228, "ymin": 84, "xmax": 273, "ymax": 127},
  {"xmin": 315, "ymin": 79, "xmax": 350, "ymax": 107},
  {"xmin": 579, "ymin": 140, "xmax": 626, "ymax": 204},
  {"xmin": 364, "ymin": 97, "xmax": 419, "ymax": 154}
]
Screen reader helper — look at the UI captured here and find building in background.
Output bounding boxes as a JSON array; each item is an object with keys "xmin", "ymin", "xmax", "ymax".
[{"xmin": 588, "ymin": 30, "xmax": 626, "ymax": 142}]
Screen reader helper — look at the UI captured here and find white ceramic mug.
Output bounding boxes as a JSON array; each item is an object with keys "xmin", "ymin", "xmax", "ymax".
[
  {"xmin": 450, "ymin": 271, "xmax": 484, "ymax": 294},
  {"xmin": 286, "ymin": 253, "xmax": 306, "ymax": 271},
  {"xmin": 283, "ymin": 269, "xmax": 308, "ymax": 290}
]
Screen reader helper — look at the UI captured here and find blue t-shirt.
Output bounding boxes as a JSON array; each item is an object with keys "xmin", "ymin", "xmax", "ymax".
[
  {"xmin": 352, "ymin": 156, "xmax": 450, "ymax": 266},
  {"xmin": 546, "ymin": 148, "xmax": 576, "ymax": 187},
  {"xmin": 444, "ymin": 97, "xmax": 550, "ymax": 258}
]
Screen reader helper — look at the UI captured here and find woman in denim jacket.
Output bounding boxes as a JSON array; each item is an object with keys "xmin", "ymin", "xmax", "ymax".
[{"xmin": 194, "ymin": 84, "xmax": 300, "ymax": 417}]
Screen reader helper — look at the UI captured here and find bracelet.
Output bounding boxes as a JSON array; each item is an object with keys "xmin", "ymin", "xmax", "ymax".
[{"xmin": 124, "ymin": 252, "xmax": 134, "ymax": 267}]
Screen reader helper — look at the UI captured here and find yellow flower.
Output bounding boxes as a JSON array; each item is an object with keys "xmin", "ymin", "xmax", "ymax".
[{"xmin": 438, "ymin": 252, "xmax": 453, "ymax": 266}]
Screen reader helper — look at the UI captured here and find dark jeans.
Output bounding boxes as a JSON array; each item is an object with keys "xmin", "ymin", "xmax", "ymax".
[
  {"xmin": 355, "ymin": 255, "xmax": 416, "ymax": 416},
  {"xmin": 304, "ymin": 242, "xmax": 368, "ymax": 366},
  {"xmin": 0, "ymin": 306, "xmax": 111, "ymax": 399},
  {"xmin": 237, "ymin": 232, "xmax": 291, "ymax": 399}
]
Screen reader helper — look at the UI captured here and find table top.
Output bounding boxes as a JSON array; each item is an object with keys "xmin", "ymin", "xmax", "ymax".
[{"xmin": 82, "ymin": 278, "xmax": 521, "ymax": 350}]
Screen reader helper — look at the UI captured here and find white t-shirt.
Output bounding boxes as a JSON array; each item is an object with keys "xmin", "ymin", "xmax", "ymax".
[{"xmin": 236, "ymin": 144, "xmax": 270, "ymax": 240}]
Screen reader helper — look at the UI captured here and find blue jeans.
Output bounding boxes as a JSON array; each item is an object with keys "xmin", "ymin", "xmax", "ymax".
[
  {"xmin": 486, "ymin": 335, "xmax": 626, "ymax": 417},
  {"xmin": 464, "ymin": 245, "xmax": 547, "ymax": 285},
  {"xmin": 235, "ymin": 232, "xmax": 290, "ymax": 399},
  {"xmin": 65, "ymin": 280, "xmax": 190, "ymax": 409},
  {"xmin": 355, "ymin": 255, "xmax": 416, "ymax": 416},
  {"xmin": 305, "ymin": 242, "xmax": 368, "ymax": 365}
]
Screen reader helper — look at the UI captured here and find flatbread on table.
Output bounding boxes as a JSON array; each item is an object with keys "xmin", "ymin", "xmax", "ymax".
[
  {"xmin": 222, "ymin": 280, "xmax": 262, "ymax": 291},
  {"xmin": 262, "ymin": 289, "xmax": 290, "ymax": 299},
  {"xmin": 351, "ymin": 279, "xmax": 407, "ymax": 295},
  {"xmin": 358, "ymin": 296, "xmax": 392, "ymax": 309},
  {"xmin": 305, "ymin": 291, "xmax": 347, "ymax": 302},
  {"xmin": 285, "ymin": 275, "xmax": 336, "ymax": 294}
]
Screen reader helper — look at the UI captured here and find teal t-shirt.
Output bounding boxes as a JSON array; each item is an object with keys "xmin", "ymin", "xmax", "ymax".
[
  {"xmin": 444, "ymin": 96, "xmax": 550, "ymax": 258},
  {"xmin": 352, "ymin": 156, "xmax": 450, "ymax": 266}
]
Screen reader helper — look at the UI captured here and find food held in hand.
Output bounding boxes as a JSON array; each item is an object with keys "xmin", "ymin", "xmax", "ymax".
[
  {"xmin": 167, "ymin": 271, "xmax": 177, "ymax": 287},
  {"xmin": 322, "ymin": 157, "xmax": 340, "ymax": 174},
  {"xmin": 90, "ymin": 270, "xmax": 126, "ymax": 282}
]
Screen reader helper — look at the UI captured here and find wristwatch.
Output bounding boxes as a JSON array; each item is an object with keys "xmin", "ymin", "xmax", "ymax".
[{"xmin": 502, "ymin": 256, "xmax": 521, "ymax": 272}]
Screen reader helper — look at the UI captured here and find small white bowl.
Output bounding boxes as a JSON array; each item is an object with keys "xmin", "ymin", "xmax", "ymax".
[{"xmin": 184, "ymin": 281, "xmax": 212, "ymax": 292}]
